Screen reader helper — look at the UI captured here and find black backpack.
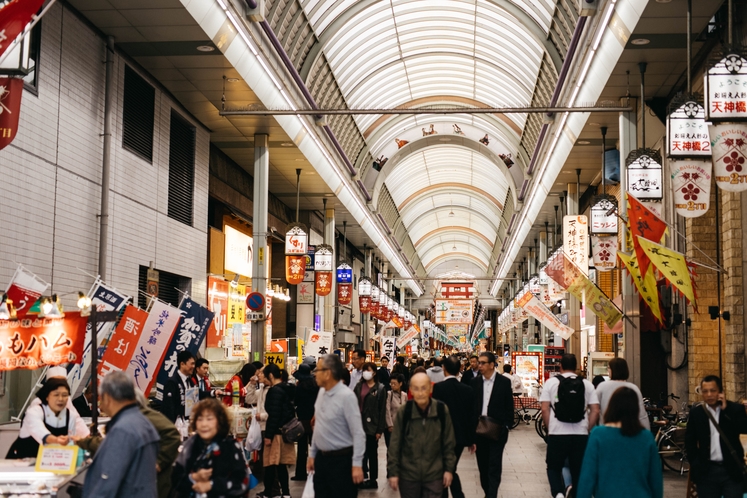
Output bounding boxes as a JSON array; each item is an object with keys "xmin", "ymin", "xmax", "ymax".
[{"xmin": 552, "ymin": 374, "xmax": 586, "ymax": 423}]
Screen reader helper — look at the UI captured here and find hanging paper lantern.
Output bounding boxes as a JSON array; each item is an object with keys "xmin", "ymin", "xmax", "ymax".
[
  {"xmin": 359, "ymin": 277, "xmax": 371, "ymax": 314},
  {"xmin": 404, "ymin": 312, "xmax": 412, "ymax": 331},
  {"xmin": 370, "ymin": 285, "xmax": 380, "ymax": 319},
  {"xmin": 591, "ymin": 235, "xmax": 618, "ymax": 271},
  {"xmin": 337, "ymin": 283, "xmax": 353, "ymax": 305},
  {"xmin": 314, "ymin": 244, "xmax": 333, "ymax": 296},
  {"xmin": 285, "ymin": 223, "xmax": 307, "ymax": 285},
  {"xmin": 670, "ymin": 159, "xmax": 712, "ymax": 216},
  {"xmin": 589, "ymin": 195, "xmax": 618, "ymax": 235},
  {"xmin": 709, "ymin": 123, "xmax": 747, "ymax": 192},
  {"xmin": 626, "ymin": 148, "xmax": 663, "ymax": 200}
]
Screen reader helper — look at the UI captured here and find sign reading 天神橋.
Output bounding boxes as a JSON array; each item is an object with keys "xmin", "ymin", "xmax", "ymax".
[
  {"xmin": 563, "ymin": 215, "xmax": 588, "ymax": 275},
  {"xmin": 705, "ymin": 52, "xmax": 747, "ymax": 122},
  {"xmin": 667, "ymin": 100, "xmax": 712, "ymax": 157}
]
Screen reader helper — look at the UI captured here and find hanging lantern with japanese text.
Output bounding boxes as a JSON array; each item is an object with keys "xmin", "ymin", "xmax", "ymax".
[
  {"xmin": 314, "ymin": 244, "xmax": 333, "ymax": 296},
  {"xmin": 591, "ymin": 236, "xmax": 618, "ymax": 271},
  {"xmin": 589, "ymin": 195, "xmax": 618, "ymax": 235},
  {"xmin": 626, "ymin": 148, "xmax": 663, "ymax": 200},
  {"xmin": 358, "ymin": 277, "xmax": 372, "ymax": 313},
  {"xmin": 704, "ymin": 50, "xmax": 747, "ymax": 122},
  {"xmin": 370, "ymin": 285, "xmax": 380, "ymax": 319},
  {"xmin": 336, "ymin": 263, "xmax": 353, "ymax": 305},
  {"xmin": 404, "ymin": 312, "xmax": 413, "ymax": 331},
  {"xmin": 285, "ymin": 223, "xmax": 307, "ymax": 285}
]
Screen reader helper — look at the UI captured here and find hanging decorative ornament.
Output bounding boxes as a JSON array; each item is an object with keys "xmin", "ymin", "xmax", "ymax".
[
  {"xmin": 314, "ymin": 244, "xmax": 333, "ymax": 296},
  {"xmin": 285, "ymin": 222, "xmax": 307, "ymax": 285},
  {"xmin": 589, "ymin": 195, "xmax": 618, "ymax": 235},
  {"xmin": 709, "ymin": 123, "xmax": 747, "ymax": 191},
  {"xmin": 671, "ymin": 159, "xmax": 712, "ymax": 216},
  {"xmin": 336, "ymin": 263, "xmax": 353, "ymax": 305},
  {"xmin": 358, "ymin": 277, "xmax": 372, "ymax": 314},
  {"xmin": 591, "ymin": 236, "xmax": 618, "ymax": 271}
]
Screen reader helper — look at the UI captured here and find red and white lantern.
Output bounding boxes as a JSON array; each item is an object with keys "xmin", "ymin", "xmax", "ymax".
[{"xmin": 285, "ymin": 223, "xmax": 307, "ymax": 285}]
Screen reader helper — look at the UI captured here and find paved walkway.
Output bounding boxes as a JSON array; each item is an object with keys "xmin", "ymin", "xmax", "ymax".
[{"xmin": 250, "ymin": 423, "xmax": 688, "ymax": 497}]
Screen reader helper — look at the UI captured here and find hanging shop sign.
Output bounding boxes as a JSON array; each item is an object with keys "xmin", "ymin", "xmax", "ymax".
[
  {"xmin": 125, "ymin": 300, "xmax": 182, "ymax": 394},
  {"xmin": 562, "ymin": 215, "xmax": 589, "ymax": 275},
  {"xmin": 404, "ymin": 313, "xmax": 413, "ymax": 331},
  {"xmin": 370, "ymin": 285, "xmax": 380, "ymax": 319},
  {"xmin": 667, "ymin": 99, "xmax": 711, "ymax": 157},
  {"xmin": 4, "ymin": 265, "xmax": 49, "ymax": 319},
  {"xmin": 358, "ymin": 277, "xmax": 371, "ymax": 314},
  {"xmin": 154, "ymin": 297, "xmax": 214, "ymax": 402},
  {"xmin": 227, "ymin": 284, "xmax": 246, "ymax": 326},
  {"xmin": 0, "ymin": 312, "xmax": 87, "ymax": 370},
  {"xmin": 435, "ymin": 299, "xmax": 473, "ymax": 324},
  {"xmin": 285, "ymin": 223, "xmax": 307, "ymax": 285},
  {"xmin": 670, "ymin": 159, "xmax": 712, "ymax": 217},
  {"xmin": 285, "ymin": 255, "xmax": 306, "ymax": 285},
  {"xmin": 336, "ymin": 263, "xmax": 353, "ymax": 284},
  {"xmin": 314, "ymin": 244, "xmax": 333, "ymax": 271},
  {"xmin": 705, "ymin": 51, "xmax": 747, "ymax": 122},
  {"xmin": 337, "ymin": 283, "xmax": 353, "ymax": 306},
  {"xmin": 530, "ymin": 277, "xmax": 541, "ymax": 295},
  {"xmin": 516, "ymin": 292, "xmax": 574, "ymax": 340},
  {"xmin": 206, "ymin": 277, "xmax": 228, "ymax": 348},
  {"xmin": 708, "ymin": 123, "xmax": 747, "ymax": 191},
  {"xmin": 315, "ymin": 272, "xmax": 332, "ymax": 296},
  {"xmin": 591, "ymin": 236, "xmax": 617, "ymax": 271},
  {"xmin": 590, "ymin": 195, "xmax": 618, "ymax": 235},
  {"xmin": 381, "ymin": 336, "xmax": 396, "ymax": 369},
  {"xmin": 306, "ymin": 330, "xmax": 333, "ymax": 360},
  {"xmin": 626, "ymin": 148, "xmax": 663, "ymax": 200},
  {"xmin": 0, "ymin": 78, "xmax": 23, "ymax": 151}
]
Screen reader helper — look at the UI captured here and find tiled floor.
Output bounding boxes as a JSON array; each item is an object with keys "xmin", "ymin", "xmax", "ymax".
[{"xmin": 250, "ymin": 423, "xmax": 689, "ymax": 497}]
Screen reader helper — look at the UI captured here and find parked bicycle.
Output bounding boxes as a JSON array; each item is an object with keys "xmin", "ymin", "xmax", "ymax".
[
  {"xmin": 512, "ymin": 393, "xmax": 541, "ymax": 429},
  {"xmin": 652, "ymin": 394, "xmax": 689, "ymax": 474}
]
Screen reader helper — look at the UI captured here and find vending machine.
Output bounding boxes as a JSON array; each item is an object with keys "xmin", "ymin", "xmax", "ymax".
[{"xmin": 587, "ymin": 352, "xmax": 616, "ymax": 380}]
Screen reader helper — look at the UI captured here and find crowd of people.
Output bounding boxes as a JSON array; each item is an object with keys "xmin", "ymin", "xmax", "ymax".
[{"xmin": 11, "ymin": 349, "xmax": 747, "ymax": 498}]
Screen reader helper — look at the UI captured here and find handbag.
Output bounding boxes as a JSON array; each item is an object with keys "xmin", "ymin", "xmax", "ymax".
[
  {"xmin": 475, "ymin": 415, "xmax": 503, "ymax": 441},
  {"xmin": 282, "ymin": 417, "xmax": 305, "ymax": 443}
]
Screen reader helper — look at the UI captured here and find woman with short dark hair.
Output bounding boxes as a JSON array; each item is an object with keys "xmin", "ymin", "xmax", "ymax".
[
  {"xmin": 594, "ymin": 358, "xmax": 649, "ymax": 429},
  {"xmin": 576, "ymin": 387, "xmax": 662, "ymax": 498},
  {"xmin": 171, "ymin": 398, "xmax": 250, "ymax": 497}
]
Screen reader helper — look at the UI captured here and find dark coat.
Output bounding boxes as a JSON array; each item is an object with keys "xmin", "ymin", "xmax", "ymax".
[
  {"xmin": 160, "ymin": 373, "xmax": 195, "ymax": 422},
  {"xmin": 461, "ymin": 369, "xmax": 480, "ymax": 385},
  {"xmin": 294, "ymin": 376, "xmax": 319, "ymax": 421},
  {"xmin": 264, "ymin": 384, "xmax": 295, "ymax": 439},
  {"xmin": 378, "ymin": 367, "xmax": 391, "ymax": 391},
  {"xmin": 171, "ymin": 434, "xmax": 250, "ymax": 498},
  {"xmin": 432, "ymin": 377, "xmax": 476, "ymax": 447},
  {"xmin": 471, "ymin": 373, "xmax": 514, "ymax": 429},
  {"xmin": 73, "ymin": 395, "xmax": 92, "ymax": 417},
  {"xmin": 82, "ymin": 404, "xmax": 159, "ymax": 498},
  {"xmin": 685, "ymin": 401, "xmax": 747, "ymax": 483},
  {"xmin": 354, "ymin": 381, "xmax": 387, "ymax": 436}
]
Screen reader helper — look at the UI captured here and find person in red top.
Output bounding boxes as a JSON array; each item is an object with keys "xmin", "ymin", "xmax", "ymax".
[{"xmin": 221, "ymin": 364, "xmax": 256, "ymax": 407}]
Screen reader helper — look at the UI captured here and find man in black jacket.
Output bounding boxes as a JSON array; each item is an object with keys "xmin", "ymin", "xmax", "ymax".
[
  {"xmin": 292, "ymin": 364, "xmax": 319, "ymax": 481},
  {"xmin": 461, "ymin": 354, "xmax": 480, "ymax": 385},
  {"xmin": 378, "ymin": 356, "xmax": 391, "ymax": 391},
  {"xmin": 471, "ymin": 352, "xmax": 513, "ymax": 498},
  {"xmin": 686, "ymin": 375, "xmax": 747, "ymax": 498},
  {"xmin": 433, "ymin": 356, "xmax": 476, "ymax": 498},
  {"xmin": 160, "ymin": 351, "xmax": 196, "ymax": 423}
]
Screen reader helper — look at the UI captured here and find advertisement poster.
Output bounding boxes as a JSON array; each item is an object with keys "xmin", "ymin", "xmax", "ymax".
[
  {"xmin": 227, "ymin": 284, "xmax": 246, "ymax": 326},
  {"xmin": 512, "ymin": 352, "xmax": 542, "ymax": 386},
  {"xmin": 434, "ymin": 299, "xmax": 473, "ymax": 324},
  {"xmin": 206, "ymin": 277, "xmax": 228, "ymax": 348},
  {"xmin": 305, "ymin": 330, "xmax": 333, "ymax": 360},
  {"xmin": 224, "ymin": 225, "xmax": 252, "ymax": 278},
  {"xmin": 0, "ymin": 312, "xmax": 87, "ymax": 370}
]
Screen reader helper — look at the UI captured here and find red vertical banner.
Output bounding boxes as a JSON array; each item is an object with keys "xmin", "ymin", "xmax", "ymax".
[
  {"xmin": 337, "ymin": 283, "xmax": 352, "ymax": 305},
  {"xmin": 98, "ymin": 305, "xmax": 148, "ymax": 379},
  {"xmin": 0, "ymin": 78, "xmax": 24, "ymax": 151},
  {"xmin": 206, "ymin": 277, "xmax": 228, "ymax": 348}
]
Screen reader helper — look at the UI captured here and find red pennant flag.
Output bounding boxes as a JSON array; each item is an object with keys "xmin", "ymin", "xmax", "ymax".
[
  {"xmin": 0, "ymin": 0, "xmax": 45, "ymax": 59},
  {"xmin": 0, "ymin": 78, "xmax": 24, "ymax": 151},
  {"xmin": 626, "ymin": 193, "xmax": 667, "ymax": 276}
]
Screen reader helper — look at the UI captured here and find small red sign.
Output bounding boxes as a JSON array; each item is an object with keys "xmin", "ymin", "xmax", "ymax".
[
  {"xmin": 0, "ymin": 0, "xmax": 45, "ymax": 59},
  {"xmin": 0, "ymin": 78, "xmax": 24, "ymax": 151}
]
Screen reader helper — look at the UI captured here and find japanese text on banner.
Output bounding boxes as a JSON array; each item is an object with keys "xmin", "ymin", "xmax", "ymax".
[
  {"xmin": 0, "ymin": 313, "xmax": 87, "ymax": 370},
  {"xmin": 97, "ymin": 305, "xmax": 149, "ymax": 381}
]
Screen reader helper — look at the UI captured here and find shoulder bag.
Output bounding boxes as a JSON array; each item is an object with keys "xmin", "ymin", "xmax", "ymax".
[{"xmin": 702, "ymin": 403, "xmax": 747, "ymax": 490}]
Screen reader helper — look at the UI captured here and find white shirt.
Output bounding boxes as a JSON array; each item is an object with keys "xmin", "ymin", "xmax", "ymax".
[
  {"xmin": 19, "ymin": 398, "xmax": 91, "ymax": 444},
  {"xmin": 705, "ymin": 404, "xmax": 723, "ymax": 462},
  {"xmin": 349, "ymin": 368, "xmax": 362, "ymax": 390},
  {"xmin": 539, "ymin": 372, "xmax": 599, "ymax": 435},
  {"xmin": 482, "ymin": 372, "xmax": 496, "ymax": 416},
  {"xmin": 177, "ymin": 370, "xmax": 190, "ymax": 386},
  {"xmin": 503, "ymin": 372, "xmax": 524, "ymax": 394}
]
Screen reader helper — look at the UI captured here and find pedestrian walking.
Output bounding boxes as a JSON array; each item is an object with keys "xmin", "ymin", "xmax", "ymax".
[
  {"xmin": 82, "ymin": 372, "xmax": 159, "ymax": 498},
  {"xmin": 378, "ymin": 356, "xmax": 391, "ymax": 391},
  {"xmin": 594, "ymin": 358, "xmax": 649, "ymax": 429},
  {"xmin": 471, "ymin": 352, "xmax": 513, "ymax": 498},
  {"xmin": 461, "ymin": 354, "xmax": 480, "ymax": 385},
  {"xmin": 292, "ymin": 363, "xmax": 319, "ymax": 481},
  {"xmin": 307, "ymin": 354, "xmax": 366, "ymax": 498},
  {"xmin": 426, "ymin": 358, "xmax": 445, "ymax": 383},
  {"xmin": 576, "ymin": 387, "xmax": 662, "ymax": 498},
  {"xmin": 349, "ymin": 349, "xmax": 366, "ymax": 390},
  {"xmin": 501, "ymin": 364, "xmax": 524, "ymax": 394},
  {"xmin": 540, "ymin": 354, "xmax": 600, "ymax": 498},
  {"xmin": 260, "ymin": 363, "xmax": 296, "ymax": 498},
  {"xmin": 171, "ymin": 398, "xmax": 250, "ymax": 497},
  {"xmin": 354, "ymin": 362, "xmax": 387, "ymax": 489},
  {"xmin": 385, "ymin": 374, "xmax": 408, "ymax": 450},
  {"xmin": 387, "ymin": 373, "xmax": 456, "ymax": 498},
  {"xmin": 685, "ymin": 375, "xmax": 747, "ymax": 498},
  {"xmin": 432, "ymin": 356, "xmax": 476, "ymax": 498},
  {"xmin": 160, "ymin": 351, "xmax": 197, "ymax": 423}
]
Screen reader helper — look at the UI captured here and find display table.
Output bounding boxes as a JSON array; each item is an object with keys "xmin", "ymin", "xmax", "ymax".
[{"xmin": 0, "ymin": 459, "xmax": 81, "ymax": 497}]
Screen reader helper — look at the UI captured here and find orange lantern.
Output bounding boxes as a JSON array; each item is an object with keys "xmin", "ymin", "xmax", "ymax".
[
  {"xmin": 315, "ymin": 271, "xmax": 332, "ymax": 296},
  {"xmin": 286, "ymin": 255, "xmax": 306, "ymax": 285},
  {"xmin": 359, "ymin": 296, "xmax": 371, "ymax": 313},
  {"xmin": 338, "ymin": 283, "xmax": 353, "ymax": 305},
  {"xmin": 285, "ymin": 223, "xmax": 307, "ymax": 285}
]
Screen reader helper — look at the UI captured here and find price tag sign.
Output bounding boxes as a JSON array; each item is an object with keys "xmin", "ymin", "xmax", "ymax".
[{"xmin": 35, "ymin": 444, "xmax": 79, "ymax": 474}]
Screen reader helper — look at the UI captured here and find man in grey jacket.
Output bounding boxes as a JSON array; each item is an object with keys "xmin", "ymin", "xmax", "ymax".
[{"xmin": 83, "ymin": 372, "xmax": 159, "ymax": 498}]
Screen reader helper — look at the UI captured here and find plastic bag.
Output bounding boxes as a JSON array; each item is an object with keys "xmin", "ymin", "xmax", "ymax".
[
  {"xmin": 301, "ymin": 472, "xmax": 314, "ymax": 498},
  {"xmin": 245, "ymin": 409, "xmax": 262, "ymax": 452}
]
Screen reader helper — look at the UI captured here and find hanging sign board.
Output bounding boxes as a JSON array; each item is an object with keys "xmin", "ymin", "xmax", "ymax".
[
  {"xmin": 626, "ymin": 149, "xmax": 663, "ymax": 200},
  {"xmin": 709, "ymin": 123, "xmax": 747, "ymax": 192},
  {"xmin": 705, "ymin": 52, "xmax": 747, "ymax": 122},
  {"xmin": 591, "ymin": 236, "xmax": 617, "ymax": 271},
  {"xmin": 670, "ymin": 159, "xmax": 712, "ymax": 217},
  {"xmin": 590, "ymin": 197, "xmax": 618, "ymax": 235},
  {"xmin": 0, "ymin": 312, "xmax": 87, "ymax": 370},
  {"xmin": 306, "ymin": 330, "xmax": 333, "ymax": 360},
  {"xmin": 563, "ymin": 215, "xmax": 588, "ymax": 275},
  {"xmin": 667, "ymin": 100, "xmax": 711, "ymax": 157},
  {"xmin": 434, "ymin": 299, "xmax": 473, "ymax": 324}
]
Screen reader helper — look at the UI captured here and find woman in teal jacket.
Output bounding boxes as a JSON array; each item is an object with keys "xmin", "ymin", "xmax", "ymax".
[{"xmin": 576, "ymin": 387, "xmax": 663, "ymax": 498}]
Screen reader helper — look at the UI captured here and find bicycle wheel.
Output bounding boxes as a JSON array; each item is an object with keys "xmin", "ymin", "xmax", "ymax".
[
  {"xmin": 512, "ymin": 409, "xmax": 521, "ymax": 429},
  {"xmin": 535, "ymin": 413, "xmax": 547, "ymax": 441},
  {"xmin": 658, "ymin": 431, "xmax": 689, "ymax": 474},
  {"xmin": 521, "ymin": 408, "xmax": 540, "ymax": 425}
]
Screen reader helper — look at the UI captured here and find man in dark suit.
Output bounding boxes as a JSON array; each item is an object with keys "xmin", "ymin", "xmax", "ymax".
[
  {"xmin": 433, "ymin": 356, "xmax": 476, "ymax": 498},
  {"xmin": 72, "ymin": 383, "xmax": 94, "ymax": 417},
  {"xmin": 471, "ymin": 351, "xmax": 513, "ymax": 498},
  {"xmin": 686, "ymin": 375, "xmax": 747, "ymax": 498},
  {"xmin": 378, "ymin": 356, "xmax": 391, "ymax": 391},
  {"xmin": 160, "ymin": 351, "xmax": 196, "ymax": 422},
  {"xmin": 192, "ymin": 358, "xmax": 214, "ymax": 400},
  {"xmin": 461, "ymin": 354, "xmax": 480, "ymax": 385}
]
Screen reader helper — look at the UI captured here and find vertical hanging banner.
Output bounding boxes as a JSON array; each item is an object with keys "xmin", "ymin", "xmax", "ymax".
[
  {"xmin": 285, "ymin": 223, "xmax": 308, "ymax": 285},
  {"xmin": 380, "ymin": 336, "xmax": 397, "ymax": 369},
  {"xmin": 0, "ymin": 78, "xmax": 24, "ymax": 151},
  {"xmin": 563, "ymin": 215, "xmax": 588, "ymax": 275},
  {"xmin": 125, "ymin": 300, "xmax": 182, "ymax": 394},
  {"xmin": 708, "ymin": 123, "xmax": 747, "ymax": 191},
  {"xmin": 591, "ymin": 236, "xmax": 617, "ymax": 271},
  {"xmin": 67, "ymin": 280, "xmax": 128, "ymax": 398},
  {"xmin": 155, "ymin": 297, "xmax": 214, "ymax": 401},
  {"xmin": 226, "ymin": 284, "xmax": 246, "ymax": 326},
  {"xmin": 4, "ymin": 265, "xmax": 49, "ymax": 319},
  {"xmin": 617, "ymin": 251, "xmax": 662, "ymax": 322},
  {"xmin": 670, "ymin": 159, "xmax": 712, "ymax": 217},
  {"xmin": 206, "ymin": 277, "xmax": 228, "ymax": 348},
  {"xmin": 97, "ymin": 304, "xmax": 149, "ymax": 380}
]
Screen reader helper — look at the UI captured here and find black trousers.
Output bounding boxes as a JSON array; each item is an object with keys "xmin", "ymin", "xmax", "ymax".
[
  {"xmin": 294, "ymin": 420, "xmax": 313, "ymax": 478},
  {"xmin": 696, "ymin": 463, "xmax": 744, "ymax": 498},
  {"xmin": 315, "ymin": 452, "xmax": 358, "ymax": 498},
  {"xmin": 263, "ymin": 464, "xmax": 289, "ymax": 496},
  {"xmin": 475, "ymin": 431, "xmax": 509, "ymax": 498},
  {"xmin": 546, "ymin": 434, "xmax": 588, "ymax": 498},
  {"xmin": 363, "ymin": 434, "xmax": 379, "ymax": 482},
  {"xmin": 442, "ymin": 445, "xmax": 465, "ymax": 498}
]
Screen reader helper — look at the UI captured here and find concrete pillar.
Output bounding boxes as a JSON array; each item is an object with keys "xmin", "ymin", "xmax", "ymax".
[
  {"xmin": 619, "ymin": 109, "xmax": 642, "ymax": 387},
  {"xmin": 566, "ymin": 183, "xmax": 582, "ymax": 362},
  {"xmin": 251, "ymin": 134, "xmax": 269, "ymax": 362},
  {"xmin": 323, "ymin": 205, "xmax": 335, "ymax": 333}
]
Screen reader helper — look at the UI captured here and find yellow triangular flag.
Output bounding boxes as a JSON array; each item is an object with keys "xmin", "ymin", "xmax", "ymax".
[
  {"xmin": 617, "ymin": 251, "xmax": 663, "ymax": 323},
  {"xmin": 636, "ymin": 236, "xmax": 696, "ymax": 303}
]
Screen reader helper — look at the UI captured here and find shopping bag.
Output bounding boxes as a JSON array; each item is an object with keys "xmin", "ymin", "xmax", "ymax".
[
  {"xmin": 301, "ymin": 472, "xmax": 314, "ymax": 498},
  {"xmin": 245, "ymin": 409, "xmax": 262, "ymax": 452}
]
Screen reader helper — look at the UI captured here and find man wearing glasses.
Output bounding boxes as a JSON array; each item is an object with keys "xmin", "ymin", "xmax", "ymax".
[
  {"xmin": 471, "ymin": 352, "xmax": 514, "ymax": 498},
  {"xmin": 308, "ymin": 354, "xmax": 366, "ymax": 497}
]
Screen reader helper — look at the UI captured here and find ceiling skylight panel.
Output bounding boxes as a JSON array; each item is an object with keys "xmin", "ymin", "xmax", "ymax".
[
  {"xmin": 311, "ymin": 0, "xmax": 361, "ymax": 34},
  {"xmin": 506, "ymin": 0, "xmax": 554, "ymax": 31}
]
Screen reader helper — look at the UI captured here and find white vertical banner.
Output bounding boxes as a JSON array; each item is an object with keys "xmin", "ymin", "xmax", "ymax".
[
  {"xmin": 563, "ymin": 215, "xmax": 589, "ymax": 275},
  {"xmin": 670, "ymin": 159, "xmax": 712, "ymax": 217},
  {"xmin": 380, "ymin": 336, "xmax": 396, "ymax": 370}
]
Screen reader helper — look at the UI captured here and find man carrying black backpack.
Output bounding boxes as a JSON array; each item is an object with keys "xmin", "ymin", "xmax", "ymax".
[{"xmin": 539, "ymin": 354, "xmax": 599, "ymax": 498}]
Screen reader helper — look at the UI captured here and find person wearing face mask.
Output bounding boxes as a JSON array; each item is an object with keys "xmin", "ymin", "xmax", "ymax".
[{"xmin": 354, "ymin": 362, "xmax": 387, "ymax": 489}]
